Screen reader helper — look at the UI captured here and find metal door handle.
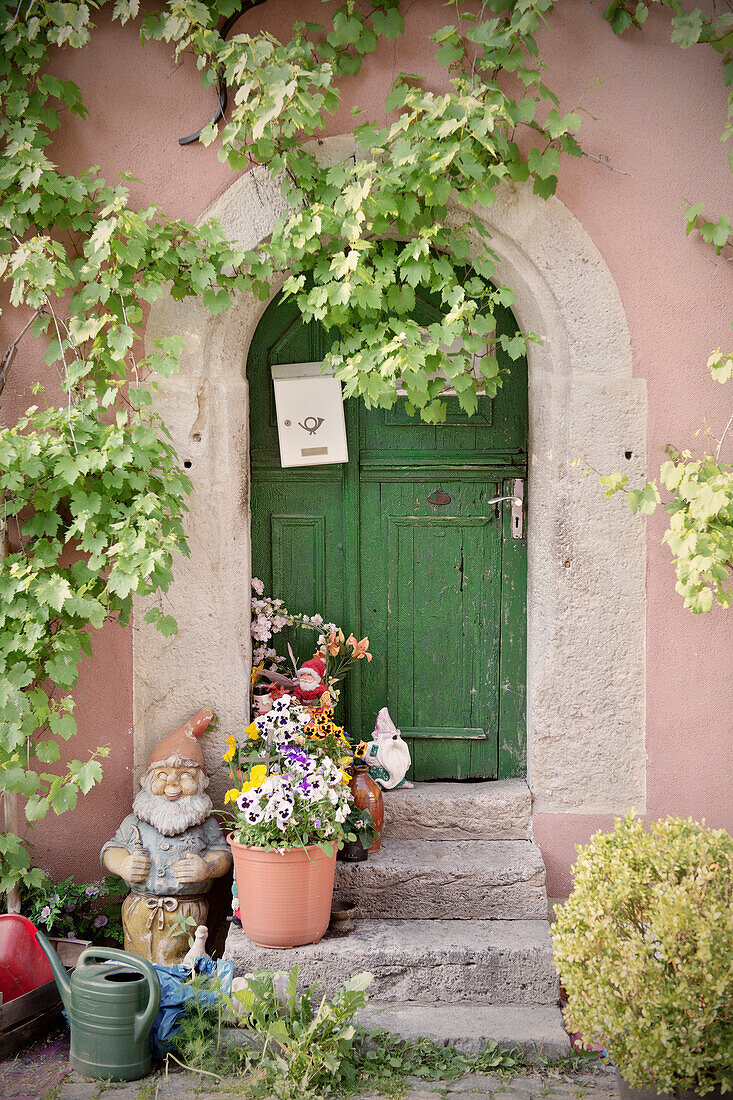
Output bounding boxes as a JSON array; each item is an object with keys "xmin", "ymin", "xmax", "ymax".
[{"xmin": 487, "ymin": 479, "xmax": 524, "ymax": 539}]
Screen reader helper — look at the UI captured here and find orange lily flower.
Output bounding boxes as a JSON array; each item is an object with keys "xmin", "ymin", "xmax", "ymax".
[
  {"xmin": 346, "ymin": 634, "xmax": 372, "ymax": 661},
  {"xmin": 327, "ymin": 628, "xmax": 344, "ymax": 656}
]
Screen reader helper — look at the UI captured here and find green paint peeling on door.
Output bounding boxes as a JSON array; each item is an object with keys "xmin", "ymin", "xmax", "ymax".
[{"xmin": 248, "ymin": 290, "xmax": 527, "ymax": 780}]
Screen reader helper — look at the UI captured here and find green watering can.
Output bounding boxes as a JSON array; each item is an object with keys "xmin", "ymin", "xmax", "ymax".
[{"xmin": 36, "ymin": 930, "xmax": 161, "ymax": 1081}]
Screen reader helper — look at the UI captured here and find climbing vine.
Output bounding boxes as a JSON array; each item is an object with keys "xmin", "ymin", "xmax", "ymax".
[
  {"xmin": 596, "ymin": 0, "xmax": 733, "ymax": 613},
  {"xmin": 0, "ymin": 0, "xmax": 731, "ymax": 892}
]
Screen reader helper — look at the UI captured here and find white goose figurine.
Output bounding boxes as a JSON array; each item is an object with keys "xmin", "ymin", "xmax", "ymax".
[{"xmin": 182, "ymin": 924, "xmax": 208, "ymax": 969}]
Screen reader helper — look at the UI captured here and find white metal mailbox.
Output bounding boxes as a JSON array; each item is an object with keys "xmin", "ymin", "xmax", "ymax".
[{"xmin": 270, "ymin": 362, "xmax": 349, "ymax": 468}]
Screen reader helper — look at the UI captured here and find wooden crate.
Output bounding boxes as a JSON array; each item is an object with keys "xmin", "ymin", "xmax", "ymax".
[{"xmin": 0, "ymin": 979, "xmax": 64, "ymax": 1059}]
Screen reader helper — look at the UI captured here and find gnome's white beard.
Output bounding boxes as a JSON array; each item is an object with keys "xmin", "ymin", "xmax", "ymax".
[
  {"xmin": 376, "ymin": 736, "xmax": 411, "ymax": 790},
  {"xmin": 133, "ymin": 788, "xmax": 213, "ymax": 837}
]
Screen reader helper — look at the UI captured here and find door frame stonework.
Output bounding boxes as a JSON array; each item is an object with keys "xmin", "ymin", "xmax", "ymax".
[{"xmin": 136, "ymin": 137, "xmax": 647, "ymax": 817}]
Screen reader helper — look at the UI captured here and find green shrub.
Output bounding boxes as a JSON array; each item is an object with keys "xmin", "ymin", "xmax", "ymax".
[{"xmin": 552, "ymin": 813, "xmax": 733, "ymax": 1095}]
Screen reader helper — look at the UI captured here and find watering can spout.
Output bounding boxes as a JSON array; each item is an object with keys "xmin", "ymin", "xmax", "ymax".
[{"xmin": 35, "ymin": 929, "xmax": 71, "ymax": 1013}]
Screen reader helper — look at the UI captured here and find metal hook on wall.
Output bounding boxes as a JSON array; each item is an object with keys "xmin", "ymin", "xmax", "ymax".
[{"xmin": 178, "ymin": 2, "xmax": 269, "ymax": 147}]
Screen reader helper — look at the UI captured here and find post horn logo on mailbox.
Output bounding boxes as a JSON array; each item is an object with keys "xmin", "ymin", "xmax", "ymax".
[{"xmin": 299, "ymin": 416, "xmax": 325, "ymax": 435}]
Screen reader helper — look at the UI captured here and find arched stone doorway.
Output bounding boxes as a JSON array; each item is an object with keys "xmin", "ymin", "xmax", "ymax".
[{"xmin": 137, "ymin": 137, "xmax": 647, "ymax": 817}]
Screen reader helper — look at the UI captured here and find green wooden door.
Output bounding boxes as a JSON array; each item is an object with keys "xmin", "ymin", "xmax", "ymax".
[{"xmin": 248, "ymin": 291, "xmax": 527, "ymax": 781}]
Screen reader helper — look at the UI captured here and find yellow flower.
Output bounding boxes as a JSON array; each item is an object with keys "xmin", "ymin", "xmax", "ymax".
[
  {"xmin": 242, "ymin": 763, "xmax": 267, "ymax": 792},
  {"xmin": 224, "ymin": 788, "xmax": 241, "ymax": 804},
  {"xmin": 222, "ymin": 736, "xmax": 236, "ymax": 763},
  {"xmin": 338, "ymin": 756, "xmax": 353, "ymax": 783},
  {"xmin": 245, "ymin": 722, "xmax": 259, "ymax": 742}
]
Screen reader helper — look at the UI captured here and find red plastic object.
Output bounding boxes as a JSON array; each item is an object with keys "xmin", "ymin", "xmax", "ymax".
[{"xmin": 0, "ymin": 914, "xmax": 55, "ymax": 1003}]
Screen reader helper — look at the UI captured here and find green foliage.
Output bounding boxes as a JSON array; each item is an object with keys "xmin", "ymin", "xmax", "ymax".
[
  {"xmin": 20, "ymin": 871, "xmax": 125, "ymax": 943},
  {"xmin": 343, "ymin": 803, "xmax": 381, "ymax": 851},
  {"xmin": 0, "ymin": 1, "xmax": 249, "ymax": 895},
  {"xmin": 593, "ymin": 0, "xmax": 733, "ymax": 614},
  {"xmin": 169, "ymin": 909, "xmax": 198, "ymax": 950},
  {"xmin": 604, "ymin": 0, "xmax": 733, "ymax": 144},
  {"xmin": 172, "ymin": 963, "xmax": 525, "ymax": 1098},
  {"xmin": 139, "ymin": 0, "xmax": 578, "ymax": 422},
  {"xmin": 553, "ymin": 813, "xmax": 733, "ymax": 1094},
  {"xmin": 353, "ymin": 1030, "xmax": 524, "ymax": 1092},
  {"xmin": 234, "ymin": 967, "xmax": 372, "ymax": 1099},
  {"xmin": 595, "ymin": 360, "xmax": 733, "ymax": 612}
]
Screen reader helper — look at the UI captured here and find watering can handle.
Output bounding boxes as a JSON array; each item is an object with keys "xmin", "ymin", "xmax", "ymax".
[{"xmin": 77, "ymin": 946, "xmax": 161, "ymax": 1043}]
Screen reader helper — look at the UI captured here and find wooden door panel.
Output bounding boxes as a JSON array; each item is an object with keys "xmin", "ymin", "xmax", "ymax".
[
  {"xmin": 251, "ymin": 474, "xmax": 346, "ymax": 672},
  {"xmin": 271, "ymin": 513, "xmax": 326, "ymax": 615},
  {"xmin": 360, "ymin": 481, "xmax": 501, "ymax": 780}
]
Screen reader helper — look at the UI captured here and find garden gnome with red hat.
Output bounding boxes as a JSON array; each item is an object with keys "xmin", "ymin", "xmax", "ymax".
[
  {"xmin": 293, "ymin": 656, "xmax": 329, "ymax": 704},
  {"xmin": 101, "ymin": 708, "xmax": 232, "ymax": 964}
]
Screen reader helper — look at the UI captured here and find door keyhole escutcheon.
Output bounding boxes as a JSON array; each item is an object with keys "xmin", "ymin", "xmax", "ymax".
[{"xmin": 428, "ymin": 490, "xmax": 452, "ymax": 506}]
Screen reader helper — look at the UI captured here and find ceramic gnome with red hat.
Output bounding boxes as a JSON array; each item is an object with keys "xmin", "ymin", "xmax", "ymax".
[
  {"xmin": 293, "ymin": 656, "xmax": 329, "ymax": 705},
  {"xmin": 101, "ymin": 708, "xmax": 232, "ymax": 964}
]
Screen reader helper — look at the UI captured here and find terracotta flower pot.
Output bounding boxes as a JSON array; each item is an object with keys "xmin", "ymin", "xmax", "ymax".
[
  {"xmin": 227, "ymin": 835, "xmax": 337, "ymax": 949},
  {"xmin": 349, "ymin": 764, "xmax": 384, "ymax": 853}
]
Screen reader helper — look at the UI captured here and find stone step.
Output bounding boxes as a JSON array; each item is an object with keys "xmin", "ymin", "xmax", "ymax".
[
  {"xmin": 357, "ymin": 1002, "xmax": 570, "ymax": 1059},
  {"xmin": 224, "ymin": 918, "xmax": 559, "ymax": 1005},
  {"xmin": 383, "ymin": 780, "xmax": 532, "ymax": 841},
  {"xmin": 334, "ymin": 840, "xmax": 547, "ymax": 919}
]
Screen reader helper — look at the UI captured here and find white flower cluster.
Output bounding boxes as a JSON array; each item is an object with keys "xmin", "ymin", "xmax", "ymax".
[
  {"xmin": 252, "ymin": 693, "xmax": 310, "ymax": 742},
  {"xmin": 235, "ymin": 739, "xmax": 352, "ymax": 850}
]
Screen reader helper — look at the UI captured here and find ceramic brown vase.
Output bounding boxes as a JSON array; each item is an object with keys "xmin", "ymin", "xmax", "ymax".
[{"xmin": 349, "ymin": 763, "xmax": 384, "ymax": 852}]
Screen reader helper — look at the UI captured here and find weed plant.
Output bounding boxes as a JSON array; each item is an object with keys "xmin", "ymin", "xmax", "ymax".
[{"xmin": 167, "ymin": 964, "xmax": 592, "ymax": 1098}]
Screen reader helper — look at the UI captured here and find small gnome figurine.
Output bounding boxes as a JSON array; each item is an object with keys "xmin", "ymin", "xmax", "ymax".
[
  {"xmin": 257, "ymin": 655, "xmax": 330, "ymax": 709},
  {"xmin": 360, "ymin": 708, "xmax": 413, "ymax": 789},
  {"xmin": 252, "ymin": 681, "xmax": 283, "ymax": 717},
  {"xmin": 293, "ymin": 656, "xmax": 329, "ymax": 704},
  {"xmin": 100, "ymin": 708, "xmax": 232, "ymax": 965}
]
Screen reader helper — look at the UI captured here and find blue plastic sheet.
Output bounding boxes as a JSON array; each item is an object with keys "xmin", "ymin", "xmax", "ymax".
[{"xmin": 151, "ymin": 955, "xmax": 234, "ymax": 1055}]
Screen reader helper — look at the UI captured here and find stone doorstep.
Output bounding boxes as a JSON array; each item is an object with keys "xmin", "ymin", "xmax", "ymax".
[
  {"xmin": 357, "ymin": 1002, "xmax": 570, "ymax": 1060},
  {"xmin": 223, "ymin": 918, "xmax": 560, "ymax": 1005},
  {"xmin": 383, "ymin": 779, "xmax": 532, "ymax": 841},
  {"xmin": 334, "ymin": 840, "xmax": 548, "ymax": 920}
]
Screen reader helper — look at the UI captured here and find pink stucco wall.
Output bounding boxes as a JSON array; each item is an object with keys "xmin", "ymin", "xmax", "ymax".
[{"xmin": 2, "ymin": 1, "xmax": 731, "ymax": 892}]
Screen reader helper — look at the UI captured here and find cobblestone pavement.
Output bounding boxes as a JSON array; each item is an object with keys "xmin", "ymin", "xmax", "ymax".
[{"xmin": 51, "ymin": 1064, "xmax": 617, "ymax": 1100}]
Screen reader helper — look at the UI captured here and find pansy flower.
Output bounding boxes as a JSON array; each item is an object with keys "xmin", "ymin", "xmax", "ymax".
[{"xmin": 242, "ymin": 764, "xmax": 267, "ymax": 791}]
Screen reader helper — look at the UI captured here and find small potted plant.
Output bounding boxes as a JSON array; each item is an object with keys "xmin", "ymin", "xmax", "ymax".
[
  {"xmin": 224, "ymin": 695, "xmax": 354, "ymax": 949},
  {"xmin": 552, "ymin": 813, "xmax": 733, "ymax": 1099},
  {"xmin": 20, "ymin": 873, "xmax": 125, "ymax": 963},
  {"xmin": 338, "ymin": 805, "xmax": 381, "ymax": 863}
]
